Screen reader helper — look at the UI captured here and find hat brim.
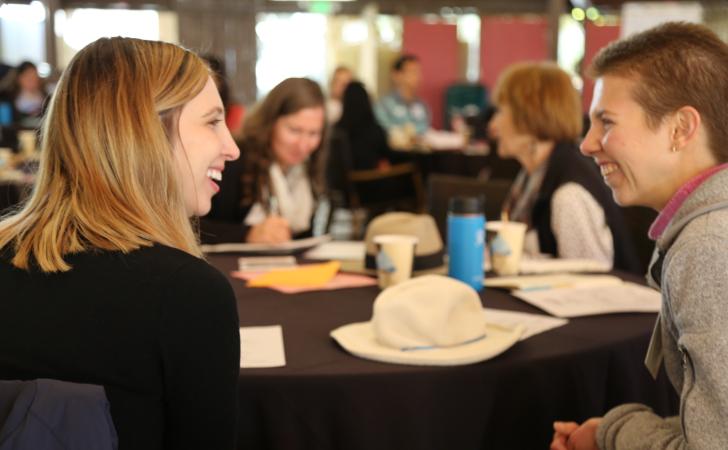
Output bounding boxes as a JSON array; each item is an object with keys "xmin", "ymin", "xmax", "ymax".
[{"xmin": 330, "ymin": 320, "xmax": 523, "ymax": 366}]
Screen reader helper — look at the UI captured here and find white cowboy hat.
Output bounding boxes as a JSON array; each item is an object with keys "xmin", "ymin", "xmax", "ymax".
[{"xmin": 331, "ymin": 275, "xmax": 523, "ymax": 366}]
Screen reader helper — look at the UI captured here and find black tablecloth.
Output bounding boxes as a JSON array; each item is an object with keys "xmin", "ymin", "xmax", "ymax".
[{"xmin": 209, "ymin": 255, "xmax": 678, "ymax": 450}]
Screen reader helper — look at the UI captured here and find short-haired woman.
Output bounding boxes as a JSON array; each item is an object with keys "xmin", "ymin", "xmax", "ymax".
[
  {"xmin": 201, "ymin": 77, "xmax": 327, "ymax": 244},
  {"xmin": 489, "ymin": 62, "xmax": 639, "ymax": 272},
  {"xmin": 0, "ymin": 37, "xmax": 240, "ymax": 449},
  {"xmin": 551, "ymin": 22, "xmax": 728, "ymax": 450}
]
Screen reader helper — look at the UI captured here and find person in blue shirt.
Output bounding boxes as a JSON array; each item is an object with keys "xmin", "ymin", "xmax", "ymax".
[{"xmin": 375, "ymin": 54, "xmax": 431, "ymax": 148}]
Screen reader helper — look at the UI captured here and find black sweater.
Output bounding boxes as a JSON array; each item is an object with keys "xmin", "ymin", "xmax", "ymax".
[
  {"xmin": 200, "ymin": 150, "xmax": 315, "ymax": 244},
  {"xmin": 531, "ymin": 141, "xmax": 642, "ymax": 274},
  {"xmin": 0, "ymin": 244, "xmax": 240, "ymax": 450}
]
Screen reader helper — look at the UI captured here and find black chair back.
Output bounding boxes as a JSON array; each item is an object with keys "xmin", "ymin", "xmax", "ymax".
[
  {"xmin": 427, "ymin": 174, "xmax": 511, "ymax": 243},
  {"xmin": 620, "ymin": 206, "xmax": 658, "ymax": 274}
]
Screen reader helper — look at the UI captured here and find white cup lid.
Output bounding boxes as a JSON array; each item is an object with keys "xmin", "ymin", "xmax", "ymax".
[{"xmin": 373, "ymin": 234, "xmax": 419, "ymax": 245}]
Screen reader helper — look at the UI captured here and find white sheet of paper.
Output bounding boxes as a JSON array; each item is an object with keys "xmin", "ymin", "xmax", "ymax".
[
  {"xmin": 483, "ymin": 308, "xmax": 568, "ymax": 341},
  {"xmin": 304, "ymin": 241, "xmax": 366, "ymax": 261},
  {"xmin": 485, "ymin": 274, "xmax": 623, "ymax": 291},
  {"xmin": 202, "ymin": 235, "xmax": 331, "ymax": 254},
  {"xmin": 513, "ymin": 282, "xmax": 661, "ymax": 318},
  {"xmin": 518, "ymin": 258, "xmax": 611, "ymax": 274},
  {"xmin": 240, "ymin": 325, "xmax": 286, "ymax": 368}
]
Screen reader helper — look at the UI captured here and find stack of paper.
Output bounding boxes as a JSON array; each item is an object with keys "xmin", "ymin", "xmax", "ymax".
[
  {"xmin": 201, "ymin": 235, "xmax": 331, "ymax": 254},
  {"xmin": 232, "ymin": 260, "xmax": 377, "ymax": 293},
  {"xmin": 303, "ymin": 241, "xmax": 365, "ymax": 261},
  {"xmin": 247, "ymin": 261, "xmax": 341, "ymax": 288},
  {"xmin": 512, "ymin": 282, "xmax": 661, "ymax": 318},
  {"xmin": 518, "ymin": 258, "xmax": 612, "ymax": 274},
  {"xmin": 238, "ymin": 256, "xmax": 297, "ymax": 271},
  {"xmin": 485, "ymin": 274, "xmax": 623, "ymax": 291}
]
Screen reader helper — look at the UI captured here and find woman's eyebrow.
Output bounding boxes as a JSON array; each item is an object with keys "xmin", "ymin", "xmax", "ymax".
[{"xmin": 202, "ymin": 106, "xmax": 224, "ymax": 118}]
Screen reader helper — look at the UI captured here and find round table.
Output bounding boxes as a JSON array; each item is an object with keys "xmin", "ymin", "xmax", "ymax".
[{"xmin": 209, "ymin": 254, "xmax": 678, "ymax": 450}]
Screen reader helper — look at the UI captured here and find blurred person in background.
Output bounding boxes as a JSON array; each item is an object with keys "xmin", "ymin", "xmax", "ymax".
[
  {"xmin": 326, "ymin": 65, "xmax": 352, "ymax": 124},
  {"xmin": 334, "ymin": 80, "xmax": 391, "ymax": 171},
  {"xmin": 201, "ymin": 77, "xmax": 327, "ymax": 244},
  {"xmin": 489, "ymin": 62, "xmax": 640, "ymax": 273},
  {"xmin": 375, "ymin": 54, "xmax": 431, "ymax": 148},
  {"xmin": 0, "ymin": 61, "xmax": 48, "ymax": 129},
  {"xmin": 202, "ymin": 54, "xmax": 245, "ymax": 138}
]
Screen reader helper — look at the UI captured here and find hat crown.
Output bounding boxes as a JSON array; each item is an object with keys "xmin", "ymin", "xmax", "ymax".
[
  {"xmin": 365, "ymin": 212, "xmax": 443, "ymax": 255},
  {"xmin": 372, "ymin": 275, "xmax": 486, "ymax": 350},
  {"xmin": 364, "ymin": 213, "xmax": 445, "ymax": 272}
]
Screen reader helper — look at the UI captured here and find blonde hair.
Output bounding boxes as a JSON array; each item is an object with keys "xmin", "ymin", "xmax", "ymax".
[
  {"xmin": 493, "ymin": 62, "xmax": 582, "ymax": 142},
  {"xmin": 0, "ymin": 37, "xmax": 209, "ymax": 272}
]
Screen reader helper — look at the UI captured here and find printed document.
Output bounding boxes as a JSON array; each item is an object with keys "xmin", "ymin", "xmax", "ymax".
[
  {"xmin": 483, "ymin": 308, "xmax": 568, "ymax": 340},
  {"xmin": 513, "ymin": 282, "xmax": 661, "ymax": 318}
]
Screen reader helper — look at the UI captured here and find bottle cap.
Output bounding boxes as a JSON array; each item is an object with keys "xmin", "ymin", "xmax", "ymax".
[{"xmin": 448, "ymin": 196, "xmax": 484, "ymax": 215}]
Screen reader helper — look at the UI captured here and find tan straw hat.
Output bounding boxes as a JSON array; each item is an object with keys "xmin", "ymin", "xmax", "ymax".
[
  {"xmin": 363, "ymin": 212, "xmax": 445, "ymax": 274},
  {"xmin": 331, "ymin": 275, "xmax": 523, "ymax": 366}
]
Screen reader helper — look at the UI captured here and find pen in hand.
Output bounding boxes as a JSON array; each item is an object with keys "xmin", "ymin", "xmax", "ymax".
[
  {"xmin": 249, "ymin": 195, "xmax": 290, "ymax": 244},
  {"xmin": 268, "ymin": 195, "xmax": 280, "ymax": 216}
]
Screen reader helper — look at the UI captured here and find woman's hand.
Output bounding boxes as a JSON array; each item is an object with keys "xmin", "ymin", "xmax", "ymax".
[
  {"xmin": 246, "ymin": 215, "xmax": 291, "ymax": 244},
  {"xmin": 551, "ymin": 421, "xmax": 579, "ymax": 450},
  {"xmin": 551, "ymin": 418, "xmax": 601, "ymax": 450}
]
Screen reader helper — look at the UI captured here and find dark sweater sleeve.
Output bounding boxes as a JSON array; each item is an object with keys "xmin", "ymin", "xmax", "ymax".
[
  {"xmin": 159, "ymin": 260, "xmax": 240, "ymax": 450},
  {"xmin": 199, "ymin": 156, "xmax": 252, "ymax": 244},
  {"xmin": 199, "ymin": 216, "xmax": 251, "ymax": 244}
]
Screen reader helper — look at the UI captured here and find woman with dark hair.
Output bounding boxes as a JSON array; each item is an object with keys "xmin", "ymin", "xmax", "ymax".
[
  {"xmin": 201, "ymin": 54, "xmax": 245, "ymax": 138},
  {"xmin": 0, "ymin": 61, "xmax": 48, "ymax": 128},
  {"xmin": 201, "ymin": 77, "xmax": 327, "ymax": 244},
  {"xmin": 334, "ymin": 80, "xmax": 391, "ymax": 171}
]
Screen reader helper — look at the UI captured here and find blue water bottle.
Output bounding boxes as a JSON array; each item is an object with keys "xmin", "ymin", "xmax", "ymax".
[{"xmin": 447, "ymin": 196, "xmax": 485, "ymax": 291}]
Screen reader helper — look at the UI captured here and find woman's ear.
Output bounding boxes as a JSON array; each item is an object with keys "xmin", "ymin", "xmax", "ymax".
[{"xmin": 672, "ymin": 105, "xmax": 701, "ymax": 150}]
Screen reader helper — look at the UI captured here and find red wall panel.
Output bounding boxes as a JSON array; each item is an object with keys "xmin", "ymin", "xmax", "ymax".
[
  {"xmin": 582, "ymin": 22, "xmax": 621, "ymax": 112},
  {"xmin": 402, "ymin": 17, "xmax": 459, "ymax": 130},
  {"xmin": 480, "ymin": 16, "xmax": 549, "ymax": 91}
]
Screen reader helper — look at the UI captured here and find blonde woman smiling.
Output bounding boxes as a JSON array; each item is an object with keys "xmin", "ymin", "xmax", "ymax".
[{"xmin": 0, "ymin": 38, "xmax": 240, "ymax": 449}]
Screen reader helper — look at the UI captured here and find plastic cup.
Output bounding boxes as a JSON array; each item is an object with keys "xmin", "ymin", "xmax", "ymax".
[
  {"xmin": 486, "ymin": 221, "xmax": 527, "ymax": 276},
  {"xmin": 373, "ymin": 234, "xmax": 418, "ymax": 289},
  {"xmin": 18, "ymin": 130, "xmax": 37, "ymax": 157}
]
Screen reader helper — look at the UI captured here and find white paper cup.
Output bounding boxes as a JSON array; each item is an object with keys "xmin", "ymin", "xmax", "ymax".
[
  {"xmin": 486, "ymin": 221, "xmax": 527, "ymax": 276},
  {"xmin": 18, "ymin": 130, "xmax": 37, "ymax": 157},
  {"xmin": 373, "ymin": 234, "xmax": 418, "ymax": 288}
]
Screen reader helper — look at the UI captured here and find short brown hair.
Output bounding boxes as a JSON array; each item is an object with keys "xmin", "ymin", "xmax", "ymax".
[
  {"xmin": 492, "ymin": 62, "xmax": 582, "ymax": 142},
  {"xmin": 589, "ymin": 21, "xmax": 728, "ymax": 162}
]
